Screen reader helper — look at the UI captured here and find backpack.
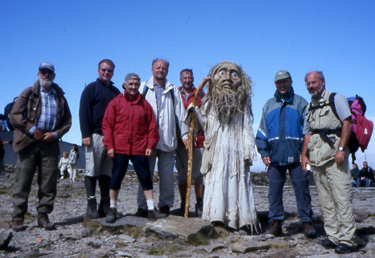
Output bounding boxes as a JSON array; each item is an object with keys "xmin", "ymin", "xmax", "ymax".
[{"xmin": 330, "ymin": 94, "xmax": 373, "ymax": 163}]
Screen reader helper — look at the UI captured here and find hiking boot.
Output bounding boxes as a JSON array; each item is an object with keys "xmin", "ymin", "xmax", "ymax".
[
  {"xmin": 159, "ymin": 205, "xmax": 170, "ymax": 216},
  {"xmin": 321, "ymin": 239, "xmax": 337, "ymax": 249},
  {"xmin": 134, "ymin": 208, "xmax": 148, "ymax": 218},
  {"xmin": 37, "ymin": 213, "xmax": 56, "ymax": 230},
  {"xmin": 86, "ymin": 198, "xmax": 99, "ymax": 219},
  {"xmin": 265, "ymin": 220, "xmax": 282, "ymax": 237},
  {"xmin": 335, "ymin": 243, "xmax": 354, "ymax": 254},
  {"xmin": 195, "ymin": 202, "xmax": 203, "ymax": 217},
  {"xmin": 148, "ymin": 209, "xmax": 167, "ymax": 220},
  {"xmin": 105, "ymin": 208, "xmax": 117, "ymax": 223},
  {"xmin": 178, "ymin": 202, "xmax": 186, "ymax": 216},
  {"xmin": 12, "ymin": 220, "xmax": 27, "ymax": 232},
  {"xmin": 98, "ymin": 198, "xmax": 110, "ymax": 217},
  {"xmin": 303, "ymin": 222, "xmax": 317, "ymax": 238}
]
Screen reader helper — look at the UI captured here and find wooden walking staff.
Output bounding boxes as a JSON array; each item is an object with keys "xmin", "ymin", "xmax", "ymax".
[{"xmin": 185, "ymin": 77, "xmax": 211, "ymax": 218}]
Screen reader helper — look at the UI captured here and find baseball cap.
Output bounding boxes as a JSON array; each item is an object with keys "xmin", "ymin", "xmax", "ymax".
[
  {"xmin": 124, "ymin": 73, "xmax": 140, "ymax": 82},
  {"xmin": 274, "ymin": 70, "xmax": 291, "ymax": 82},
  {"xmin": 39, "ymin": 62, "xmax": 55, "ymax": 72}
]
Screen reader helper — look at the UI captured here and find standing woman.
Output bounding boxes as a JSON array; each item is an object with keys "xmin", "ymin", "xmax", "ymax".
[{"xmin": 68, "ymin": 144, "xmax": 79, "ymax": 182}]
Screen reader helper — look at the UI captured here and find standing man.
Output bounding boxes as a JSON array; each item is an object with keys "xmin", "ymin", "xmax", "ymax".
[
  {"xmin": 302, "ymin": 71, "xmax": 356, "ymax": 254},
  {"xmin": 175, "ymin": 69, "xmax": 204, "ymax": 216},
  {"xmin": 79, "ymin": 59, "xmax": 120, "ymax": 219},
  {"xmin": 10, "ymin": 62, "xmax": 71, "ymax": 231},
  {"xmin": 136, "ymin": 59, "xmax": 186, "ymax": 216},
  {"xmin": 256, "ymin": 70, "xmax": 316, "ymax": 238}
]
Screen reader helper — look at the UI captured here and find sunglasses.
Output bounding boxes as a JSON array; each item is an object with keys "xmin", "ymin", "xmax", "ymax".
[{"xmin": 39, "ymin": 69, "xmax": 54, "ymax": 75}]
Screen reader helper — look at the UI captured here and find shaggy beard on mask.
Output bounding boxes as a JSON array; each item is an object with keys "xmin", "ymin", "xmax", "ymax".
[{"xmin": 213, "ymin": 85, "xmax": 247, "ymax": 124}]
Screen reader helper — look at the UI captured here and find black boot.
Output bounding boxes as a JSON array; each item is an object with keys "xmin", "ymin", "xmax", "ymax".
[
  {"xmin": 98, "ymin": 198, "xmax": 110, "ymax": 217},
  {"xmin": 86, "ymin": 197, "xmax": 99, "ymax": 219}
]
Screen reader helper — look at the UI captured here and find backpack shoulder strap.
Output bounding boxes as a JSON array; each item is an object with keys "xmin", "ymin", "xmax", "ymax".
[
  {"xmin": 328, "ymin": 92, "xmax": 340, "ymax": 121},
  {"xmin": 142, "ymin": 84, "xmax": 149, "ymax": 97}
]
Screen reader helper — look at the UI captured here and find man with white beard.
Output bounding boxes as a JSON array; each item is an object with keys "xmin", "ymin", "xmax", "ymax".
[
  {"xmin": 301, "ymin": 71, "xmax": 355, "ymax": 254},
  {"xmin": 186, "ymin": 61, "xmax": 260, "ymax": 231},
  {"xmin": 9, "ymin": 62, "xmax": 72, "ymax": 231}
]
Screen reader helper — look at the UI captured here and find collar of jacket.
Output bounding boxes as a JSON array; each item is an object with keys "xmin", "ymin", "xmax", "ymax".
[
  {"xmin": 145, "ymin": 76, "xmax": 173, "ymax": 92},
  {"xmin": 96, "ymin": 78, "xmax": 114, "ymax": 88},
  {"xmin": 274, "ymin": 87, "xmax": 294, "ymax": 103},
  {"xmin": 32, "ymin": 80, "xmax": 65, "ymax": 96},
  {"xmin": 124, "ymin": 90, "xmax": 141, "ymax": 103}
]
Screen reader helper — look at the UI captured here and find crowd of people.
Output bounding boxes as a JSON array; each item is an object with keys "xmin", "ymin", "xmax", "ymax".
[{"xmin": 4, "ymin": 59, "xmax": 368, "ymax": 254}]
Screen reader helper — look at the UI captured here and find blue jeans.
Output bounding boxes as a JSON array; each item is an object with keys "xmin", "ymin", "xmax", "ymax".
[
  {"xmin": 268, "ymin": 163, "xmax": 313, "ymax": 223},
  {"xmin": 356, "ymin": 178, "xmax": 371, "ymax": 187}
]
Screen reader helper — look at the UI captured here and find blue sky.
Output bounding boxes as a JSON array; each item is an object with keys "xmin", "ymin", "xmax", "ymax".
[{"xmin": 1, "ymin": 0, "xmax": 374, "ymax": 171}]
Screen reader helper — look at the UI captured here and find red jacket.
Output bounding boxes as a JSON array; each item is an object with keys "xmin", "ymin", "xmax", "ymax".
[
  {"xmin": 178, "ymin": 87, "xmax": 205, "ymax": 148},
  {"xmin": 102, "ymin": 91, "xmax": 159, "ymax": 156}
]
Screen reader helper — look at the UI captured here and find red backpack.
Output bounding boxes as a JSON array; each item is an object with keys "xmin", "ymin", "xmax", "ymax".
[
  {"xmin": 330, "ymin": 94, "xmax": 373, "ymax": 163},
  {"xmin": 348, "ymin": 96, "xmax": 373, "ymax": 155}
]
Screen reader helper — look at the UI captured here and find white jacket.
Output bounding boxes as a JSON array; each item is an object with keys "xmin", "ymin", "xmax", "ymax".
[{"xmin": 140, "ymin": 76, "xmax": 187, "ymax": 152}]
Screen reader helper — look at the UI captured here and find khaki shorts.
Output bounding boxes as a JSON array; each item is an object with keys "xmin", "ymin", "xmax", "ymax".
[{"xmin": 85, "ymin": 133, "xmax": 112, "ymax": 177}]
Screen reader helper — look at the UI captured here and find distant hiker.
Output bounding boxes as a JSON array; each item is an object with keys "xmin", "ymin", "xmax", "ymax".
[
  {"xmin": 59, "ymin": 151, "xmax": 69, "ymax": 179},
  {"xmin": 79, "ymin": 59, "xmax": 120, "ymax": 219},
  {"xmin": 350, "ymin": 163, "xmax": 360, "ymax": 187},
  {"xmin": 9, "ymin": 62, "xmax": 72, "ymax": 231},
  {"xmin": 68, "ymin": 144, "xmax": 79, "ymax": 182},
  {"xmin": 357, "ymin": 161, "xmax": 374, "ymax": 187}
]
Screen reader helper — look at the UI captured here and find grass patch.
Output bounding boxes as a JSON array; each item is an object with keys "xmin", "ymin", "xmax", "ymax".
[
  {"xmin": 147, "ymin": 244, "xmax": 179, "ymax": 255},
  {"xmin": 188, "ymin": 232, "xmax": 210, "ymax": 246},
  {"xmin": 82, "ymin": 219, "xmax": 102, "ymax": 231},
  {"xmin": 126, "ymin": 227, "xmax": 144, "ymax": 239},
  {"xmin": 270, "ymin": 243, "xmax": 288, "ymax": 250}
]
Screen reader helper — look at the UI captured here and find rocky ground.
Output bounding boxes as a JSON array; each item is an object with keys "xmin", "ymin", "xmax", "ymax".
[{"xmin": 0, "ymin": 167, "xmax": 374, "ymax": 258}]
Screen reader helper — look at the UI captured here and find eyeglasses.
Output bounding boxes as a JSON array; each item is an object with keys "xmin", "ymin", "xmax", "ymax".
[
  {"xmin": 39, "ymin": 69, "xmax": 54, "ymax": 75},
  {"xmin": 101, "ymin": 69, "xmax": 113, "ymax": 73}
]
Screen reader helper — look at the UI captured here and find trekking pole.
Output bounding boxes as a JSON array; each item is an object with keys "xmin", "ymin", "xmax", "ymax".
[{"xmin": 185, "ymin": 77, "xmax": 211, "ymax": 218}]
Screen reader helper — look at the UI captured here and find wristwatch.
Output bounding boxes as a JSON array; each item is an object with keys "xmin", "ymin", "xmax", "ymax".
[{"xmin": 338, "ymin": 146, "xmax": 344, "ymax": 151}]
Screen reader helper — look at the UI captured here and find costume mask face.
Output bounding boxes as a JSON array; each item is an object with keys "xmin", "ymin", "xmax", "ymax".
[
  {"xmin": 208, "ymin": 62, "xmax": 251, "ymax": 124},
  {"xmin": 213, "ymin": 63, "xmax": 242, "ymax": 91}
]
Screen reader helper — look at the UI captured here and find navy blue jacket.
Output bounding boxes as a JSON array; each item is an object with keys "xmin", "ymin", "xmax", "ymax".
[
  {"xmin": 79, "ymin": 79, "xmax": 120, "ymax": 138},
  {"xmin": 256, "ymin": 87, "xmax": 307, "ymax": 166}
]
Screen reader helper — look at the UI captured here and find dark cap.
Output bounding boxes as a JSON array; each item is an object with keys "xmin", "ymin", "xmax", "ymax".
[{"xmin": 39, "ymin": 62, "xmax": 55, "ymax": 72}]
